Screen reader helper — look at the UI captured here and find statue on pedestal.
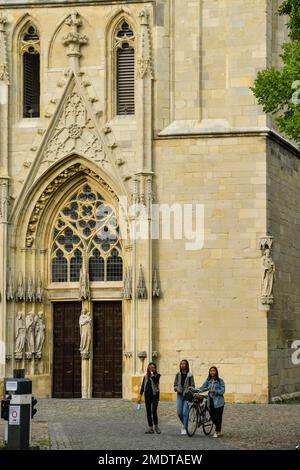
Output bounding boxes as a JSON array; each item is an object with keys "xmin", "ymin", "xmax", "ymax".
[
  {"xmin": 79, "ymin": 307, "xmax": 92, "ymax": 359},
  {"xmin": 14, "ymin": 312, "xmax": 25, "ymax": 360}
]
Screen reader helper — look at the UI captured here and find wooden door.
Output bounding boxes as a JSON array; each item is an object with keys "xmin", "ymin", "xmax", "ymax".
[
  {"xmin": 53, "ymin": 302, "xmax": 82, "ymax": 398},
  {"xmin": 93, "ymin": 301, "xmax": 122, "ymax": 398}
]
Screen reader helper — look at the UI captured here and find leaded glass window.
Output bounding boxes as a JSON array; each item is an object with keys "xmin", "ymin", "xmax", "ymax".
[
  {"xmin": 51, "ymin": 183, "xmax": 122, "ymax": 283},
  {"xmin": 107, "ymin": 249, "xmax": 123, "ymax": 281}
]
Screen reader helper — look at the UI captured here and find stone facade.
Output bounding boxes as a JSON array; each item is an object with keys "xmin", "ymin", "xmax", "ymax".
[{"xmin": 0, "ymin": 0, "xmax": 299, "ymax": 403}]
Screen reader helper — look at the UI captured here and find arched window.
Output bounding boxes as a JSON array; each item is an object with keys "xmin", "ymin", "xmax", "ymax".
[
  {"xmin": 115, "ymin": 21, "xmax": 135, "ymax": 115},
  {"xmin": 89, "ymin": 250, "xmax": 105, "ymax": 281},
  {"xmin": 21, "ymin": 24, "xmax": 40, "ymax": 118},
  {"xmin": 70, "ymin": 249, "xmax": 83, "ymax": 282},
  {"xmin": 52, "ymin": 249, "xmax": 68, "ymax": 282},
  {"xmin": 51, "ymin": 183, "xmax": 123, "ymax": 283},
  {"xmin": 107, "ymin": 249, "xmax": 123, "ymax": 281}
]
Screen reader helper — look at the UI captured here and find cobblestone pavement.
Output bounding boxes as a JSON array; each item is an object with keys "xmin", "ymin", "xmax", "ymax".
[{"xmin": 1, "ymin": 399, "xmax": 296, "ymax": 451}]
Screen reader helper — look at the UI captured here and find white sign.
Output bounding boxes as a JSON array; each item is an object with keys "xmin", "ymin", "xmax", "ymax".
[
  {"xmin": 6, "ymin": 381, "xmax": 17, "ymax": 392},
  {"xmin": 9, "ymin": 405, "xmax": 20, "ymax": 426}
]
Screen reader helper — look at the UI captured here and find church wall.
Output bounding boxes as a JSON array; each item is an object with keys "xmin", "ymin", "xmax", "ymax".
[
  {"xmin": 267, "ymin": 139, "xmax": 300, "ymax": 400},
  {"xmin": 0, "ymin": 1, "xmax": 295, "ymax": 403},
  {"xmin": 153, "ymin": 135, "xmax": 269, "ymax": 403}
]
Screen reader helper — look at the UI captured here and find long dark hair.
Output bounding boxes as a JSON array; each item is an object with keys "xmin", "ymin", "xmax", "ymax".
[
  {"xmin": 207, "ymin": 366, "xmax": 220, "ymax": 381},
  {"xmin": 146, "ymin": 362, "xmax": 157, "ymax": 377},
  {"xmin": 179, "ymin": 359, "xmax": 190, "ymax": 373}
]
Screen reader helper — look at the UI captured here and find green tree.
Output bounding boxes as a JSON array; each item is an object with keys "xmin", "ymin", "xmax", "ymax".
[{"xmin": 251, "ymin": 0, "xmax": 300, "ymax": 145}]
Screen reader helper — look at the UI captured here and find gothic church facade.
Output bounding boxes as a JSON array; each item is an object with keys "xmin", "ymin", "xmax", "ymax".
[{"xmin": 0, "ymin": 0, "xmax": 300, "ymax": 403}]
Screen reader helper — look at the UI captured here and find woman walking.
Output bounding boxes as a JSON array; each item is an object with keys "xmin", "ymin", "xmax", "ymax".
[
  {"xmin": 138, "ymin": 362, "xmax": 161, "ymax": 434},
  {"xmin": 174, "ymin": 359, "xmax": 195, "ymax": 435},
  {"xmin": 193, "ymin": 366, "xmax": 225, "ymax": 438}
]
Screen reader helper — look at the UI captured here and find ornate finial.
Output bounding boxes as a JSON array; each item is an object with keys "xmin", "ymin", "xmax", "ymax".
[
  {"xmin": 26, "ymin": 273, "xmax": 35, "ymax": 302},
  {"xmin": 123, "ymin": 267, "xmax": 132, "ymax": 300},
  {"xmin": 137, "ymin": 264, "xmax": 147, "ymax": 299},
  {"xmin": 137, "ymin": 8, "xmax": 153, "ymax": 79},
  {"xmin": 62, "ymin": 10, "xmax": 88, "ymax": 71},
  {"xmin": 35, "ymin": 271, "xmax": 43, "ymax": 302},
  {"xmin": 0, "ymin": 13, "xmax": 7, "ymax": 29},
  {"xmin": 15, "ymin": 272, "xmax": 25, "ymax": 302},
  {"xmin": 0, "ymin": 13, "xmax": 9, "ymax": 84},
  {"xmin": 6, "ymin": 268, "xmax": 14, "ymax": 301},
  {"xmin": 152, "ymin": 267, "xmax": 160, "ymax": 297},
  {"xmin": 139, "ymin": 8, "xmax": 150, "ymax": 26}
]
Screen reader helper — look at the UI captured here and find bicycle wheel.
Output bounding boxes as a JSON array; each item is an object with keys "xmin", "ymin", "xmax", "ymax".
[
  {"xmin": 187, "ymin": 404, "xmax": 198, "ymax": 437},
  {"xmin": 202, "ymin": 406, "xmax": 214, "ymax": 435}
]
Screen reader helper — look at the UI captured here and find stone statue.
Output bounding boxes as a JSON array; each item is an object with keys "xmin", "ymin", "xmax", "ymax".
[
  {"xmin": 79, "ymin": 307, "xmax": 92, "ymax": 359},
  {"xmin": 261, "ymin": 248, "xmax": 275, "ymax": 303},
  {"xmin": 79, "ymin": 267, "xmax": 90, "ymax": 300},
  {"xmin": 25, "ymin": 313, "xmax": 35, "ymax": 359},
  {"xmin": 34, "ymin": 312, "xmax": 45, "ymax": 359},
  {"xmin": 14, "ymin": 312, "xmax": 25, "ymax": 360}
]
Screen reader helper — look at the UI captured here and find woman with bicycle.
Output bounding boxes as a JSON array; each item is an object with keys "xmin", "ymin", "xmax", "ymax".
[
  {"xmin": 138, "ymin": 362, "xmax": 161, "ymax": 434},
  {"xmin": 192, "ymin": 366, "xmax": 225, "ymax": 438},
  {"xmin": 174, "ymin": 359, "xmax": 195, "ymax": 435}
]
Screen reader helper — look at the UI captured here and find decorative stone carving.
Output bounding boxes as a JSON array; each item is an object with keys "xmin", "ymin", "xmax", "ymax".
[
  {"xmin": 35, "ymin": 272, "xmax": 43, "ymax": 303},
  {"xmin": 26, "ymin": 274, "xmax": 35, "ymax": 302},
  {"xmin": 79, "ymin": 266, "xmax": 90, "ymax": 300},
  {"xmin": 42, "ymin": 91, "xmax": 106, "ymax": 166},
  {"xmin": 62, "ymin": 10, "xmax": 88, "ymax": 71},
  {"xmin": 26, "ymin": 163, "xmax": 118, "ymax": 245},
  {"xmin": 152, "ymin": 267, "xmax": 160, "ymax": 298},
  {"xmin": 0, "ymin": 178, "xmax": 9, "ymax": 223},
  {"xmin": 137, "ymin": 264, "xmax": 147, "ymax": 299},
  {"xmin": 34, "ymin": 312, "xmax": 45, "ymax": 359},
  {"xmin": 123, "ymin": 351, "xmax": 133, "ymax": 358},
  {"xmin": 79, "ymin": 307, "xmax": 92, "ymax": 359},
  {"xmin": 152, "ymin": 351, "xmax": 159, "ymax": 358},
  {"xmin": 0, "ymin": 14, "xmax": 9, "ymax": 83},
  {"xmin": 25, "ymin": 313, "xmax": 35, "ymax": 359},
  {"xmin": 137, "ymin": 8, "xmax": 153, "ymax": 79},
  {"xmin": 258, "ymin": 236, "xmax": 273, "ymax": 252},
  {"xmin": 123, "ymin": 267, "xmax": 132, "ymax": 300},
  {"xmin": 15, "ymin": 272, "xmax": 25, "ymax": 302},
  {"xmin": 14, "ymin": 312, "xmax": 25, "ymax": 360},
  {"xmin": 137, "ymin": 351, "xmax": 147, "ymax": 359},
  {"xmin": 6, "ymin": 269, "xmax": 14, "ymax": 301},
  {"xmin": 261, "ymin": 247, "xmax": 275, "ymax": 306}
]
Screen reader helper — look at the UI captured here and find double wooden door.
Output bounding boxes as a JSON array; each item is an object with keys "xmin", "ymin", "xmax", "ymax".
[
  {"xmin": 93, "ymin": 301, "xmax": 122, "ymax": 398},
  {"xmin": 53, "ymin": 302, "xmax": 82, "ymax": 398},
  {"xmin": 53, "ymin": 301, "xmax": 122, "ymax": 398}
]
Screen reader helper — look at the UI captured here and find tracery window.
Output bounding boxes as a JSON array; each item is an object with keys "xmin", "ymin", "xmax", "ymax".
[
  {"xmin": 21, "ymin": 24, "xmax": 40, "ymax": 118},
  {"xmin": 51, "ymin": 184, "xmax": 123, "ymax": 283},
  {"xmin": 115, "ymin": 21, "xmax": 135, "ymax": 115}
]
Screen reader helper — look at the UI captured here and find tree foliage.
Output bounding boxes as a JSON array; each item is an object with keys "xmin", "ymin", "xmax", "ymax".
[{"xmin": 251, "ymin": 0, "xmax": 300, "ymax": 145}]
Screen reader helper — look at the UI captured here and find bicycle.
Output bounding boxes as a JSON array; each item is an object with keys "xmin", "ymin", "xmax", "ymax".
[{"xmin": 186, "ymin": 393, "xmax": 214, "ymax": 437}]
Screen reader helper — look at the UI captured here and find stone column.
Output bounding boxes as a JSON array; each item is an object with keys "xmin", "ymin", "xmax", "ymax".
[
  {"xmin": 0, "ymin": 13, "xmax": 9, "ymax": 382},
  {"xmin": 134, "ymin": 8, "xmax": 154, "ymax": 370}
]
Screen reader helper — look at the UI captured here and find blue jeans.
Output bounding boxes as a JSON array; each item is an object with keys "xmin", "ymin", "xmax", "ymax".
[{"xmin": 177, "ymin": 394, "xmax": 189, "ymax": 429}]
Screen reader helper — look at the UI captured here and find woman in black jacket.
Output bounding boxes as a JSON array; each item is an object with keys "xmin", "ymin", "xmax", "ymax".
[{"xmin": 138, "ymin": 362, "xmax": 161, "ymax": 434}]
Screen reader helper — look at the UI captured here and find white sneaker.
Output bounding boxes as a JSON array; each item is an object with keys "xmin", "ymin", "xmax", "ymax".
[
  {"xmin": 181, "ymin": 426, "xmax": 187, "ymax": 435},
  {"xmin": 213, "ymin": 432, "xmax": 218, "ymax": 438}
]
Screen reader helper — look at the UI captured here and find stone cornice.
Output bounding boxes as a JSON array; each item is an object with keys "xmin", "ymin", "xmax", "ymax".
[
  {"xmin": 155, "ymin": 128, "xmax": 300, "ymax": 159},
  {"xmin": 0, "ymin": 0, "xmax": 153, "ymax": 8}
]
